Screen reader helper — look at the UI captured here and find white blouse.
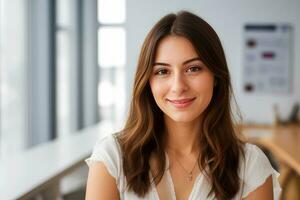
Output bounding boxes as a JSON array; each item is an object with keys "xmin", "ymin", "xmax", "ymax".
[{"xmin": 86, "ymin": 134, "xmax": 281, "ymax": 200}]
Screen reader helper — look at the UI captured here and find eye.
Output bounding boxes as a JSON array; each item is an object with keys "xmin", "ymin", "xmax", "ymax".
[
  {"xmin": 186, "ymin": 66, "xmax": 202, "ymax": 73},
  {"xmin": 154, "ymin": 68, "xmax": 169, "ymax": 75}
]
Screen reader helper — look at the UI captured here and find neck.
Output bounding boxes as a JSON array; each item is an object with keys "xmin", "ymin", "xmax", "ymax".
[{"xmin": 163, "ymin": 115, "xmax": 201, "ymax": 156}]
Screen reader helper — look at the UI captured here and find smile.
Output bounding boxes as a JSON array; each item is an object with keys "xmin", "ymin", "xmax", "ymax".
[{"xmin": 167, "ymin": 97, "xmax": 196, "ymax": 108}]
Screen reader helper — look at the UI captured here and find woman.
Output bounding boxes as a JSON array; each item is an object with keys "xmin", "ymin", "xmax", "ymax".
[{"xmin": 85, "ymin": 11, "xmax": 280, "ymax": 200}]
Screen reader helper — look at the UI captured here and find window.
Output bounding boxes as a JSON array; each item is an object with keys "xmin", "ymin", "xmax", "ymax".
[
  {"xmin": 97, "ymin": 0, "xmax": 126, "ymax": 132},
  {"xmin": 56, "ymin": 0, "xmax": 100, "ymax": 137},
  {"xmin": 0, "ymin": 0, "xmax": 28, "ymax": 159},
  {"xmin": 56, "ymin": 0, "xmax": 73, "ymax": 137}
]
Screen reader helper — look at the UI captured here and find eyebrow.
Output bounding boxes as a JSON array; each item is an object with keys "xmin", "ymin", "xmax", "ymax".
[{"xmin": 153, "ymin": 57, "xmax": 202, "ymax": 67}]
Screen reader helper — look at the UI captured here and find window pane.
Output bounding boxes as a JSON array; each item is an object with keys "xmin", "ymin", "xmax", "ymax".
[
  {"xmin": 98, "ymin": 81, "xmax": 115, "ymax": 107},
  {"xmin": 98, "ymin": 27, "xmax": 126, "ymax": 67},
  {"xmin": 0, "ymin": 0, "xmax": 27, "ymax": 159},
  {"xmin": 98, "ymin": 68, "xmax": 125, "ymax": 129},
  {"xmin": 114, "ymin": 68, "xmax": 126, "ymax": 124},
  {"xmin": 56, "ymin": 0, "xmax": 72, "ymax": 27},
  {"xmin": 98, "ymin": 0, "xmax": 126, "ymax": 24},
  {"xmin": 56, "ymin": 30, "xmax": 72, "ymax": 138}
]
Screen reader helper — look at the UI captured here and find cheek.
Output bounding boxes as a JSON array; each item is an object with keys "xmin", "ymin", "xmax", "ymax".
[
  {"xmin": 149, "ymin": 78, "xmax": 164, "ymax": 99},
  {"xmin": 194, "ymin": 75, "xmax": 214, "ymax": 93}
]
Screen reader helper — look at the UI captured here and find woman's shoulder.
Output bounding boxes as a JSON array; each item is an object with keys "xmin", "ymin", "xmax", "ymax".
[
  {"xmin": 240, "ymin": 143, "xmax": 275, "ymax": 175},
  {"xmin": 243, "ymin": 143, "xmax": 264, "ymax": 157},
  {"xmin": 94, "ymin": 133, "xmax": 121, "ymax": 152},
  {"xmin": 239, "ymin": 143, "xmax": 281, "ymax": 199},
  {"xmin": 242, "ymin": 143, "xmax": 270, "ymax": 164},
  {"xmin": 85, "ymin": 133, "xmax": 122, "ymax": 180}
]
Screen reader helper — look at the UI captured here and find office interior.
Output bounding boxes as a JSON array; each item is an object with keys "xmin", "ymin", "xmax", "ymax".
[{"xmin": 0, "ymin": 0, "xmax": 299, "ymax": 199}]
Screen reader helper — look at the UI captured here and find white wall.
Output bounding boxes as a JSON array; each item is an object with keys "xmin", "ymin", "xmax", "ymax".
[{"xmin": 125, "ymin": 0, "xmax": 300, "ymax": 124}]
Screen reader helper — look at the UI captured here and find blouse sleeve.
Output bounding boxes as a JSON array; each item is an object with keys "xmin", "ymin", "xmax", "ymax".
[
  {"xmin": 241, "ymin": 144, "xmax": 281, "ymax": 199},
  {"xmin": 85, "ymin": 134, "xmax": 122, "ymax": 182}
]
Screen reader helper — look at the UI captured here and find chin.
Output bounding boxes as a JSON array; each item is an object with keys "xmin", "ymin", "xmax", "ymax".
[{"xmin": 166, "ymin": 113, "xmax": 200, "ymax": 123}]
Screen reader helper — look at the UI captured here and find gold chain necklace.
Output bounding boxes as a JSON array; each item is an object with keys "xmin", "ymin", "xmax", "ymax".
[{"xmin": 170, "ymin": 151, "xmax": 200, "ymax": 182}]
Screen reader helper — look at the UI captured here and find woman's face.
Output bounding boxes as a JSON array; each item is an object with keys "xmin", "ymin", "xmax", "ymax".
[{"xmin": 149, "ymin": 36, "xmax": 215, "ymax": 123}]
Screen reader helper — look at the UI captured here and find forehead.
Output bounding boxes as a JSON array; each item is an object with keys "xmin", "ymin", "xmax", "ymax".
[{"xmin": 154, "ymin": 35, "xmax": 199, "ymax": 63}]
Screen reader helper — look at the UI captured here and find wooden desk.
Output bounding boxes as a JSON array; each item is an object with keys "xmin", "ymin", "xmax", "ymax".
[
  {"xmin": 242, "ymin": 125, "xmax": 300, "ymax": 174},
  {"xmin": 242, "ymin": 125, "xmax": 300, "ymax": 199}
]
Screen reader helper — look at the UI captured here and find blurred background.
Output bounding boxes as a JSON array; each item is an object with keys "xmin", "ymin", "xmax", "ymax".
[{"xmin": 0, "ymin": 0, "xmax": 299, "ymax": 199}]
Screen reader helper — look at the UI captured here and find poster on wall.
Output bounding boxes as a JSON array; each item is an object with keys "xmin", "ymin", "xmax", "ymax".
[{"xmin": 243, "ymin": 24, "xmax": 293, "ymax": 94}]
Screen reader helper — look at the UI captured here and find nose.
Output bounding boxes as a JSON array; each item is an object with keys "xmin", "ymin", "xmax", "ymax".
[{"xmin": 170, "ymin": 73, "xmax": 188, "ymax": 94}]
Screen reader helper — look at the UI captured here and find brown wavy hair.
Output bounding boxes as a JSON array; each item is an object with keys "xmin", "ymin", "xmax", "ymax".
[{"xmin": 116, "ymin": 10, "xmax": 244, "ymax": 200}]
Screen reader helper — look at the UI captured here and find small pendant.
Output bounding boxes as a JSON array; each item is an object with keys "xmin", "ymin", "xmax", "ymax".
[{"xmin": 187, "ymin": 173, "xmax": 193, "ymax": 182}]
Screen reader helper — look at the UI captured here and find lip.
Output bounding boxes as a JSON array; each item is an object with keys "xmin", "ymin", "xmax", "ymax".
[{"xmin": 167, "ymin": 97, "xmax": 196, "ymax": 108}]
